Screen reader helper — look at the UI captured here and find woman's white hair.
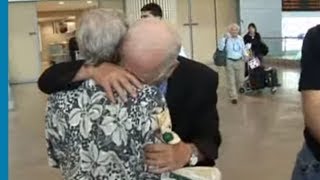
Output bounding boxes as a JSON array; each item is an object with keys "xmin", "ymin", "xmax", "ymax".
[{"xmin": 76, "ymin": 8, "xmax": 128, "ymax": 65}]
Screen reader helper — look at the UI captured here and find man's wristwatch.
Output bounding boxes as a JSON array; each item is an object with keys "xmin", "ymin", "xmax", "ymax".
[{"xmin": 188, "ymin": 145, "xmax": 199, "ymax": 166}]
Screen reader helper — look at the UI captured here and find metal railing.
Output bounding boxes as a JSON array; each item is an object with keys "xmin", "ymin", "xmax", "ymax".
[{"xmin": 262, "ymin": 36, "xmax": 303, "ymax": 60}]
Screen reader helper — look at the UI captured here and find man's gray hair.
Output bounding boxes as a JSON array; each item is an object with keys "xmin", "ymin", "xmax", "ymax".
[
  {"xmin": 228, "ymin": 23, "xmax": 240, "ymax": 32},
  {"xmin": 119, "ymin": 18, "xmax": 181, "ymax": 68},
  {"xmin": 76, "ymin": 8, "xmax": 128, "ymax": 65}
]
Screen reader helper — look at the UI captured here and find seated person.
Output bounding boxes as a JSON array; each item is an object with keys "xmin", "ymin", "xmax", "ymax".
[
  {"xmin": 245, "ymin": 47, "xmax": 280, "ymax": 91},
  {"xmin": 45, "ymin": 9, "xmax": 181, "ymax": 180}
]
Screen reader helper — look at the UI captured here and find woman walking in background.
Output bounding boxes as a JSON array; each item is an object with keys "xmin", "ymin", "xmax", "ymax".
[
  {"xmin": 244, "ymin": 23, "xmax": 268, "ymax": 76},
  {"xmin": 243, "ymin": 23, "xmax": 279, "ymax": 92},
  {"xmin": 244, "ymin": 23, "xmax": 263, "ymax": 59}
]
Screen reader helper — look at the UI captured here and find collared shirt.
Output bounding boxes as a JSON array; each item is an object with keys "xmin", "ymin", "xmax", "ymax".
[
  {"xmin": 218, "ymin": 35, "xmax": 247, "ymax": 60},
  {"xmin": 45, "ymin": 80, "xmax": 170, "ymax": 180},
  {"xmin": 179, "ymin": 46, "xmax": 188, "ymax": 58},
  {"xmin": 158, "ymin": 81, "xmax": 168, "ymax": 95}
]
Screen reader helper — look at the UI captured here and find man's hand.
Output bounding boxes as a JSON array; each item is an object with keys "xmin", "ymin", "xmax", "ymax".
[
  {"xmin": 144, "ymin": 142, "xmax": 192, "ymax": 174},
  {"xmin": 90, "ymin": 63, "xmax": 142, "ymax": 103},
  {"xmin": 244, "ymin": 55, "xmax": 250, "ymax": 62}
]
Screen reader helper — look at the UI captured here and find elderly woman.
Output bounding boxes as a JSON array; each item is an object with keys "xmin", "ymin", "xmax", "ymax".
[
  {"xmin": 218, "ymin": 23, "xmax": 248, "ymax": 104},
  {"xmin": 45, "ymin": 9, "xmax": 181, "ymax": 180}
]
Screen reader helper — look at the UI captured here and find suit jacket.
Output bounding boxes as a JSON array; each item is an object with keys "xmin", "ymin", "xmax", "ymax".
[{"xmin": 38, "ymin": 56, "xmax": 221, "ymax": 166}]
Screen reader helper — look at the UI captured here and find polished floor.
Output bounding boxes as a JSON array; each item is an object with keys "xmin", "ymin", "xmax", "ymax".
[{"xmin": 9, "ymin": 66, "xmax": 304, "ymax": 180}]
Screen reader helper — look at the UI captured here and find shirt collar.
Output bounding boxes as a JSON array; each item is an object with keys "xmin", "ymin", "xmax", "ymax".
[{"xmin": 158, "ymin": 81, "xmax": 168, "ymax": 95}]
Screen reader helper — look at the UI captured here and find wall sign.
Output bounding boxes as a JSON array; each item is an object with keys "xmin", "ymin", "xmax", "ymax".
[{"xmin": 283, "ymin": 0, "xmax": 320, "ymax": 11}]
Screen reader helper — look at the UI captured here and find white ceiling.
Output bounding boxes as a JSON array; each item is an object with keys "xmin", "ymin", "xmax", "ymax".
[{"xmin": 37, "ymin": 0, "xmax": 98, "ymax": 12}]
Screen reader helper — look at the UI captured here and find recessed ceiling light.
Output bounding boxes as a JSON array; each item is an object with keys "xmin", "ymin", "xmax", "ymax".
[
  {"xmin": 58, "ymin": 1, "xmax": 64, "ymax": 5},
  {"xmin": 87, "ymin": 0, "xmax": 93, "ymax": 4}
]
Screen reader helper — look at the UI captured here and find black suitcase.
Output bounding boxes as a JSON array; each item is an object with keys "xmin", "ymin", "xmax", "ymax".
[{"xmin": 249, "ymin": 67, "xmax": 266, "ymax": 90}]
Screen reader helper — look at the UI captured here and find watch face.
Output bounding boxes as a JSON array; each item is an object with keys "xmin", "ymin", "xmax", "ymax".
[{"xmin": 189, "ymin": 153, "xmax": 198, "ymax": 166}]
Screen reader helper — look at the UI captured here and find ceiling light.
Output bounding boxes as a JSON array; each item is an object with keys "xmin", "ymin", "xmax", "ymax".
[
  {"xmin": 67, "ymin": 16, "xmax": 76, "ymax": 20},
  {"xmin": 58, "ymin": 1, "xmax": 64, "ymax": 5},
  {"xmin": 87, "ymin": 1, "xmax": 93, "ymax": 4}
]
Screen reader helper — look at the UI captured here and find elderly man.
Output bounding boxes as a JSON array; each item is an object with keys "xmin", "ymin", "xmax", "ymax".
[
  {"xmin": 39, "ymin": 9, "xmax": 220, "ymax": 175},
  {"xmin": 219, "ymin": 23, "xmax": 248, "ymax": 104},
  {"xmin": 291, "ymin": 25, "xmax": 320, "ymax": 180},
  {"xmin": 45, "ymin": 9, "xmax": 182, "ymax": 180}
]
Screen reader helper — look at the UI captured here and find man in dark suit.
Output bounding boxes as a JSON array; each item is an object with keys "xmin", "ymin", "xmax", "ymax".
[{"xmin": 38, "ymin": 25, "xmax": 221, "ymax": 172}]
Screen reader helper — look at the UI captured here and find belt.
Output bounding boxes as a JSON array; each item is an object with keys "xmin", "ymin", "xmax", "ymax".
[{"xmin": 227, "ymin": 58, "xmax": 242, "ymax": 61}]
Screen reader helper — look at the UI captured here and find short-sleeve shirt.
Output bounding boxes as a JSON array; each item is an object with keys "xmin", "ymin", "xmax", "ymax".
[{"xmin": 299, "ymin": 25, "xmax": 320, "ymax": 160}]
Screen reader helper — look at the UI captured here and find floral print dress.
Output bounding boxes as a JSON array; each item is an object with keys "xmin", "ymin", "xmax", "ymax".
[{"xmin": 45, "ymin": 80, "xmax": 168, "ymax": 180}]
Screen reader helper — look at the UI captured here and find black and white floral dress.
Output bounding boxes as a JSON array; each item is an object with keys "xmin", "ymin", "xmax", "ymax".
[{"xmin": 45, "ymin": 80, "xmax": 167, "ymax": 180}]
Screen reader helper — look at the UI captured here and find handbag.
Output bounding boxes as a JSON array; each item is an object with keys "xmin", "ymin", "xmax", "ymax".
[
  {"xmin": 259, "ymin": 41, "xmax": 269, "ymax": 56},
  {"xmin": 213, "ymin": 38, "xmax": 228, "ymax": 66}
]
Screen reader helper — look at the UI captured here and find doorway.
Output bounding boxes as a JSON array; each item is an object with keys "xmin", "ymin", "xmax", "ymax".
[
  {"xmin": 9, "ymin": 2, "xmax": 41, "ymax": 84},
  {"xmin": 125, "ymin": 0, "xmax": 223, "ymax": 64}
]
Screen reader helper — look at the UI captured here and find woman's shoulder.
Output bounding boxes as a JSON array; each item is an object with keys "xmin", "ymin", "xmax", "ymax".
[
  {"xmin": 243, "ymin": 33, "xmax": 251, "ymax": 41},
  {"xmin": 244, "ymin": 33, "xmax": 250, "ymax": 37},
  {"xmin": 256, "ymin": 32, "xmax": 262, "ymax": 38}
]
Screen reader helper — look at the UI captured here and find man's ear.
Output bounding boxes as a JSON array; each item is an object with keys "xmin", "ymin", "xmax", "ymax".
[{"xmin": 171, "ymin": 60, "xmax": 180, "ymax": 70}]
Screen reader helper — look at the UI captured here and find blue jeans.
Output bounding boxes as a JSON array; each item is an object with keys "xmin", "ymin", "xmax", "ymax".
[{"xmin": 292, "ymin": 144, "xmax": 320, "ymax": 180}]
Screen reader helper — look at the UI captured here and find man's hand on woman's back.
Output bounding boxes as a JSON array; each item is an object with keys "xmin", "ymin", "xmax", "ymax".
[{"xmin": 80, "ymin": 63, "xmax": 143, "ymax": 103}]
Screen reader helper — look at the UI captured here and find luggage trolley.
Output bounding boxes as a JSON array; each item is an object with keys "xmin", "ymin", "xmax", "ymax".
[{"xmin": 239, "ymin": 57, "xmax": 279, "ymax": 94}]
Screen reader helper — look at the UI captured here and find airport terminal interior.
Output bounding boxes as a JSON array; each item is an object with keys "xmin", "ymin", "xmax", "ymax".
[{"xmin": 8, "ymin": 0, "xmax": 320, "ymax": 180}]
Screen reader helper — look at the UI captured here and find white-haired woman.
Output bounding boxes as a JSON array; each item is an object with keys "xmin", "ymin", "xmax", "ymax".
[{"xmin": 218, "ymin": 23, "xmax": 248, "ymax": 104}]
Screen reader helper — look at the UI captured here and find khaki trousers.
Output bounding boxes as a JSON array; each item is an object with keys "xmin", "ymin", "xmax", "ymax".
[{"xmin": 225, "ymin": 59, "xmax": 245, "ymax": 100}]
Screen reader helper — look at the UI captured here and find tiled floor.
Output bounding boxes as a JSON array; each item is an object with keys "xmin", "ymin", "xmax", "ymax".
[{"xmin": 9, "ymin": 66, "xmax": 304, "ymax": 180}]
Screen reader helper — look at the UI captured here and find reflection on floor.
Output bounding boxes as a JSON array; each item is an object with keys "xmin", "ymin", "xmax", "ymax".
[{"xmin": 9, "ymin": 66, "xmax": 303, "ymax": 180}]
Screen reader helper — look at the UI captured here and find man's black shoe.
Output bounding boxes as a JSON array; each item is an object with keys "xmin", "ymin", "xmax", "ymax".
[{"xmin": 231, "ymin": 99, "xmax": 238, "ymax": 104}]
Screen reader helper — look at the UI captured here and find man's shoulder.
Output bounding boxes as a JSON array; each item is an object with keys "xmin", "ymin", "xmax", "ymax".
[
  {"xmin": 304, "ymin": 25, "xmax": 320, "ymax": 55},
  {"xmin": 310, "ymin": 24, "xmax": 320, "ymax": 32},
  {"xmin": 305, "ymin": 25, "xmax": 320, "ymax": 41},
  {"xmin": 176, "ymin": 56, "xmax": 218, "ymax": 80}
]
